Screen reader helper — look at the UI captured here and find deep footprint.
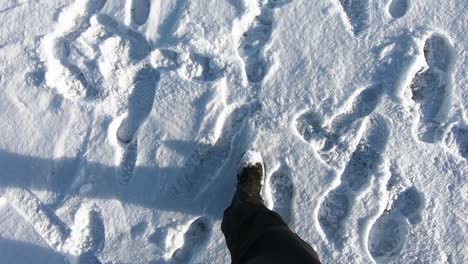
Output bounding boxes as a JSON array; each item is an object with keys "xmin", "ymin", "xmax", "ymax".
[
  {"xmin": 339, "ymin": 116, "xmax": 390, "ymax": 192},
  {"xmin": 368, "ymin": 187, "xmax": 424, "ymax": 262},
  {"xmin": 266, "ymin": 0, "xmax": 293, "ymax": 9},
  {"xmin": 73, "ymin": 253, "xmax": 102, "ymax": 264},
  {"xmin": 388, "ymin": 0, "xmax": 409, "ymax": 18},
  {"xmin": 41, "ymin": 0, "xmax": 107, "ymax": 100},
  {"xmin": 171, "ymin": 217, "xmax": 211, "ymax": 263},
  {"xmin": 269, "ymin": 168, "xmax": 294, "ymax": 224},
  {"xmin": 86, "ymin": 0, "xmax": 107, "ymax": 14},
  {"xmin": 117, "ymin": 67, "xmax": 160, "ymax": 144},
  {"xmin": 151, "ymin": 49, "xmax": 180, "ymax": 71},
  {"xmin": 130, "ymin": 221, "xmax": 148, "ymax": 239},
  {"xmin": 295, "ymin": 85, "xmax": 382, "ymax": 166},
  {"xmin": 96, "ymin": 14, "xmax": 150, "ymax": 62},
  {"xmin": 338, "ymin": 0, "xmax": 370, "ymax": 35},
  {"xmin": 131, "ymin": 0, "xmax": 151, "ymax": 26},
  {"xmin": 410, "ymin": 34, "xmax": 453, "ymax": 143},
  {"xmin": 172, "ymin": 105, "xmax": 250, "ymax": 197},
  {"xmin": 318, "ymin": 188, "xmax": 349, "ymax": 243},
  {"xmin": 239, "ymin": 11, "xmax": 273, "ymax": 83},
  {"xmin": 182, "ymin": 107, "xmax": 246, "ymax": 194},
  {"xmin": 451, "ymin": 126, "xmax": 468, "ymax": 159},
  {"xmin": 67, "ymin": 205, "xmax": 105, "ymax": 262},
  {"xmin": 65, "ymin": 63, "xmax": 92, "ymax": 98},
  {"xmin": 118, "ymin": 140, "xmax": 138, "ymax": 185},
  {"xmin": 238, "ymin": 0, "xmax": 293, "ymax": 83},
  {"xmin": 182, "ymin": 53, "xmax": 222, "ymax": 82},
  {"xmin": 116, "ymin": 67, "xmax": 159, "ymax": 185},
  {"xmin": 295, "ymin": 111, "xmax": 326, "ymax": 143},
  {"xmin": 326, "ymin": 84, "xmax": 381, "ymax": 145},
  {"xmin": 318, "ymin": 116, "xmax": 390, "ymax": 246}
]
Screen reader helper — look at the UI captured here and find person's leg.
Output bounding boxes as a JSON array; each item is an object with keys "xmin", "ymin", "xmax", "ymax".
[
  {"xmin": 221, "ymin": 151, "xmax": 321, "ymax": 264},
  {"xmin": 222, "ymin": 190, "xmax": 285, "ymax": 262}
]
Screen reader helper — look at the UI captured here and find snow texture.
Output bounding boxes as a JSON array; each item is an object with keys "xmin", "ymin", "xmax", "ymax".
[
  {"xmin": 0, "ymin": 0, "xmax": 466, "ymax": 263},
  {"xmin": 238, "ymin": 150, "xmax": 263, "ymax": 170}
]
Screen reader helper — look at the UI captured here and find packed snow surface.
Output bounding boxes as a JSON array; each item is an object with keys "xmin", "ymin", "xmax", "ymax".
[{"xmin": 0, "ymin": 0, "xmax": 466, "ymax": 263}]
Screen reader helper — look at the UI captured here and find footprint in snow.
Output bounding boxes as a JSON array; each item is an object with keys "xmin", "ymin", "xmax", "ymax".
[
  {"xmin": 337, "ymin": 0, "xmax": 370, "ymax": 35},
  {"xmin": 409, "ymin": 33, "xmax": 454, "ymax": 143},
  {"xmin": 178, "ymin": 52, "xmax": 223, "ymax": 83},
  {"xmin": 324, "ymin": 84, "xmax": 381, "ymax": 152},
  {"xmin": 239, "ymin": 10, "xmax": 273, "ymax": 83},
  {"xmin": 66, "ymin": 204, "xmax": 105, "ymax": 262},
  {"xmin": 117, "ymin": 67, "xmax": 160, "ymax": 144},
  {"xmin": 266, "ymin": 0, "xmax": 294, "ymax": 9},
  {"xmin": 268, "ymin": 166, "xmax": 294, "ymax": 224},
  {"xmin": 116, "ymin": 66, "xmax": 159, "ymax": 185},
  {"xmin": 237, "ymin": 0, "xmax": 292, "ymax": 83},
  {"xmin": 40, "ymin": 0, "xmax": 107, "ymax": 100},
  {"xmin": 446, "ymin": 125, "xmax": 468, "ymax": 159},
  {"xmin": 295, "ymin": 84, "xmax": 382, "ymax": 168},
  {"xmin": 368, "ymin": 187, "xmax": 424, "ymax": 263},
  {"xmin": 95, "ymin": 13, "xmax": 151, "ymax": 62},
  {"xmin": 130, "ymin": 221, "xmax": 149, "ymax": 239},
  {"xmin": 171, "ymin": 105, "xmax": 250, "ymax": 198},
  {"xmin": 131, "ymin": 0, "xmax": 151, "ymax": 26},
  {"xmin": 318, "ymin": 115, "xmax": 390, "ymax": 247},
  {"xmin": 41, "ymin": 0, "xmax": 222, "ymax": 104},
  {"xmin": 171, "ymin": 217, "xmax": 211, "ymax": 263},
  {"xmin": 117, "ymin": 139, "xmax": 139, "ymax": 185},
  {"xmin": 388, "ymin": 0, "xmax": 409, "ymax": 19}
]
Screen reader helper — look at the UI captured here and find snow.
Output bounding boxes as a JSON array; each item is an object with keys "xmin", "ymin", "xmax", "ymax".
[
  {"xmin": 238, "ymin": 150, "xmax": 263, "ymax": 170},
  {"xmin": 0, "ymin": 0, "xmax": 466, "ymax": 263}
]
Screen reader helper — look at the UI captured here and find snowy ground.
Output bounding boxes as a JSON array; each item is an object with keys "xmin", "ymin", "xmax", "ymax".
[{"xmin": 0, "ymin": 0, "xmax": 466, "ymax": 263}]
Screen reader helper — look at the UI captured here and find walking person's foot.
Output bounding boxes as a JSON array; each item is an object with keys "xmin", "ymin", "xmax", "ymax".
[{"xmin": 234, "ymin": 150, "xmax": 265, "ymax": 205}]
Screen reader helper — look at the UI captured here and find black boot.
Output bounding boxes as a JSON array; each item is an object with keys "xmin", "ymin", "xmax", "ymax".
[{"xmin": 233, "ymin": 150, "xmax": 265, "ymax": 205}]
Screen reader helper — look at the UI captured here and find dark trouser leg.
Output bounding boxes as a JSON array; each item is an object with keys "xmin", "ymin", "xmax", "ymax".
[{"xmin": 221, "ymin": 192, "xmax": 321, "ymax": 264}]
